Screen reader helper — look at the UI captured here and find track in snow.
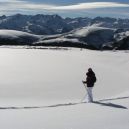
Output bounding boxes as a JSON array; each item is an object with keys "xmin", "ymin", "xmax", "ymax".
[{"xmin": 0, "ymin": 96, "xmax": 128, "ymax": 110}]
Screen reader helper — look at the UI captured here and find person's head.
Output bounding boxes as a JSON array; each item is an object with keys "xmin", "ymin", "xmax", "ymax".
[{"xmin": 88, "ymin": 68, "xmax": 92, "ymax": 72}]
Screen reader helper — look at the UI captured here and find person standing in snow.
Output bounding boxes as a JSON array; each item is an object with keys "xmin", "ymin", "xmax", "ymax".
[{"xmin": 82, "ymin": 68, "xmax": 96, "ymax": 102}]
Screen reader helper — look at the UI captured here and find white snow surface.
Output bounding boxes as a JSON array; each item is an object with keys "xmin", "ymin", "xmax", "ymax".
[
  {"xmin": 114, "ymin": 31, "xmax": 129, "ymax": 44},
  {"xmin": 42, "ymin": 37, "xmax": 79, "ymax": 43},
  {"xmin": 0, "ymin": 47, "xmax": 129, "ymax": 129},
  {"xmin": 0, "ymin": 29, "xmax": 40, "ymax": 39},
  {"xmin": 70, "ymin": 26, "xmax": 114, "ymax": 37},
  {"xmin": 125, "ymin": 31, "xmax": 129, "ymax": 36}
]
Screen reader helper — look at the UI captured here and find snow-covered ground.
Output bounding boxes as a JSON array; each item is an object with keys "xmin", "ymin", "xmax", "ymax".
[
  {"xmin": 0, "ymin": 47, "xmax": 129, "ymax": 129},
  {"xmin": 0, "ymin": 29, "xmax": 40, "ymax": 40}
]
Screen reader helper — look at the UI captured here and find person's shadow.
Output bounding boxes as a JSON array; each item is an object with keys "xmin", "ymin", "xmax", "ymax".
[
  {"xmin": 92, "ymin": 101, "xmax": 127, "ymax": 109},
  {"xmin": 92, "ymin": 96, "xmax": 129, "ymax": 109}
]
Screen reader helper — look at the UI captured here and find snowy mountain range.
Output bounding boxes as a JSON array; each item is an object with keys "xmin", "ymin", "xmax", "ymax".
[
  {"xmin": 0, "ymin": 14, "xmax": 129, "ymax": 50},
  {"xmin": 0, "ymin": 26, "xmax": 129, "ymax": 50},
  {"xmin": 0, "ymin": 14, "xmax": 129, "ymax": 35},
  {"xmin": 37, "ymin": 26, "xmax": 129, "ymax": 50}
]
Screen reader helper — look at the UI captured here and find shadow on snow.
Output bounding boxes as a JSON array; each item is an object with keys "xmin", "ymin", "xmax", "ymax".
[{"xmin": 0, "ymin": 96, "xmax": 128, "ymax": 110}]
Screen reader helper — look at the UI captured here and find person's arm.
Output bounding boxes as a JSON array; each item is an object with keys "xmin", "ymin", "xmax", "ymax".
[{"xmin": 82, "ymin": 80, "xmax": 87, "ymax": 84}]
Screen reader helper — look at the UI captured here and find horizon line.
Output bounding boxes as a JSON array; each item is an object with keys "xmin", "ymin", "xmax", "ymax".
[{"xmin": 1, "ymin": 13, "xmax": 129, "ymax": 19}]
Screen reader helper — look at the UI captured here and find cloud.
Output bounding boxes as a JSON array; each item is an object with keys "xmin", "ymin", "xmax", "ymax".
[
  {"xmin": 51, "ymin": 2, "xmax": 129, "ymax": 10},
  {"xmin": 0, "ymin": 0, "xmax": 129, "ymax": 16}
]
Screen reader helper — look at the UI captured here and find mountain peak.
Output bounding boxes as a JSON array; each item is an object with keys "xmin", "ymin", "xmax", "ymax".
[{"xmin": 0, "ymin": 14, "xmax": 129, "ymax": 35}]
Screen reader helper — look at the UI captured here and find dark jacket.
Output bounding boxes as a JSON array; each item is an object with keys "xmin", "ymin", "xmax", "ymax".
[{"xmin": 86, "ymin": 70, "xmax": 96, "ymax": 87}]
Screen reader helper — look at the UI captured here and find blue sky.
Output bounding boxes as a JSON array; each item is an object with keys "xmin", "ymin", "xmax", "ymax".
[{"xmin": 0, "ymin": 0, "xmax": 129, "ymax": 18}]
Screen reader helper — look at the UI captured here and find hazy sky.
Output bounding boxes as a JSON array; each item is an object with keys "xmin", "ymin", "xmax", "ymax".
[{"xmin": 0, "ymin": 0, "xmax": 129, "ymax": 18}]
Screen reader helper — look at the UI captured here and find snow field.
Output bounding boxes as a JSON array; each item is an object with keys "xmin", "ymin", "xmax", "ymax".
[{"xmin": 0, "ymin": 47, "xmax": 128, "ymax": 129}]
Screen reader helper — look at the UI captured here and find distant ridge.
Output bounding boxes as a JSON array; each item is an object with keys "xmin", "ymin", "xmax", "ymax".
[
  {"xmin": 0, "ymin": 14, "xmax": 129, "ymax": 35},
  {"xmin": 0, "ymin": 27, "xmax": 129, "ymax": 50}
]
